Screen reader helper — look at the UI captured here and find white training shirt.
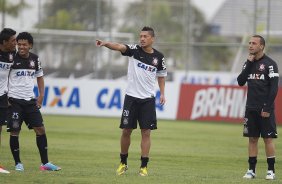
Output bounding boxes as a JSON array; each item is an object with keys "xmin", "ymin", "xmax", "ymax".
[
  {"xmin": 8, "ymin": 52, "xmax": 43, "ymax": 100},
  {"xmin": 0, "ymin": 50, "xmax": 15, "ymax": 96},
  {"xmin": 122, "ymin": 44, "xmax": 167, "ymax": 99}
]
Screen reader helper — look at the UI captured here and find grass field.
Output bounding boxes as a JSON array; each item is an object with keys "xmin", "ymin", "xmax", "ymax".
[{"xmin": 0, "ymin": 115, "xmax": 281, "ymax": 184}]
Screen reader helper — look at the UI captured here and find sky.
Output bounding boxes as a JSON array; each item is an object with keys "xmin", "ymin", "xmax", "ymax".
[{"xmin": 3, "ymin": 0, "xmax": 226, "ymax": 30}]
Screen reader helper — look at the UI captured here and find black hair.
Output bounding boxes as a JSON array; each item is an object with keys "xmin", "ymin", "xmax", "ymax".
[
  {"xmin": 0, "ymin": 28, "xmax": 16, "ymax": 44},
  {"xmin": 141, "ymin": 26, "xmax": 155, "ymax": 37},
  {"xmin": 16, "ymin": 32, "xmax": 34, "ymax": 45},
  {"xmin": 252, "ymin": 35, "xmax": 265, "ymax": 47}
]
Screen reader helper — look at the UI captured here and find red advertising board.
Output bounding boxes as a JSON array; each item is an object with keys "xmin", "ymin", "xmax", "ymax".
[{"xmin": 177, "ymin": 84, "xmax": 282, "ymax": 124}]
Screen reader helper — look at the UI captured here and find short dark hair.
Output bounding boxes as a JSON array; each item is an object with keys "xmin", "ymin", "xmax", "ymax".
[
  {"xmin": 141, "ymin": 26, "xmax": 155, "ymax": 37},
  {"xmin": 0, "ymin": 28, "xmax": 16, "ymax": 44},
  {"xmin": 252, "ymin": 35, "xmax": 265, "ymax": 46},
  {"xmin": 16, "ymin": 32, "xmax": 33, "ymax": 45}
]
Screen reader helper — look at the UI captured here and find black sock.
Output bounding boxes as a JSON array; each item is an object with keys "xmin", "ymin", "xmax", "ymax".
[
  {"xmin": 120, "ymin": 153, "xmax": 128, "ymax": 165},
  {"xmin": 36, "ymin": 134, "xmax": 48, "ymax": 164},
  {"xmin": 10, "ymin": 135, "xmax": 21, "ymax": 165},
  {"xmin": 248, "ymin": 157, "xmax": 257, "ymax": 173},
  {"xmin": 267, "ymin": 157, "xmax": 275, "ymax": 172},
  {"xmin": 141, "ymin": 157, "xmax": 149, "ymax": 168}
]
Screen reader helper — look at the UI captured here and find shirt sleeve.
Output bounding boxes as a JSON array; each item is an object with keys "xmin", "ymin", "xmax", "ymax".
[
  {"xmin": 263, "ymin": 62, "xmax": 279, "ymax": 112},
  {"xmin": 121, "ymin": 44, "xmax": 138, "ymax": 57},
  {"xmin": 34, "ymin": 57, "xmax": 44, "ymax": 78},
  {"xmin": 156, "ymin": 56, "xmax": 167, "ymax": 77}
]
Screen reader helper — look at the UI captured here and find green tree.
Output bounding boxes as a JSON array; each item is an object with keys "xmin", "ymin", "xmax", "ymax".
[
  {"xmin": 35, "ymin": 0, "xmax": 115, "ymax": 71},
  {"xmin": 38, "ymin": 0, "xmax": 114, "ymax": 31},
  {"xmin": 38, "ymin": 9, "xmax": 84, "ymax": 30},
  {"xmin": 0, "ymin": 0, "xmax": 30, "ymax": 29},
  {"xmin": 119, "ymin": 0, "xmax": 232, "ymax": 71},
  {"xmin": 197, "ymin": 36, "xmax": 233, "ymax": 70},
  {"xmin": 119, "ymin": 0, "xmax": 206, "ymax": 69}
]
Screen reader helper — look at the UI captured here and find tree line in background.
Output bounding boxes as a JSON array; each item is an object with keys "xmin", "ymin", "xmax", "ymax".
[{"xmin": 1, "ymin": 0, "xmax": 232, "ymax": 72}]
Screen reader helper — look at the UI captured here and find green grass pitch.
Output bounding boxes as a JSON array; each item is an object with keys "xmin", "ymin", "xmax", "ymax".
[{"xmin": 0, "ymin": 115, "xmax": 281, "ymax": 184}]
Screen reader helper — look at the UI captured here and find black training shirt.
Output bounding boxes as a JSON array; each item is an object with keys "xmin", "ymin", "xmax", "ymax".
[{"xmin": 237, "ymin": 54, "xmax": 279, "ymax": 112}]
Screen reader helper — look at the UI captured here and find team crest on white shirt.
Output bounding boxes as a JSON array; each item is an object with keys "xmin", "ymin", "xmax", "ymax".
[
  {"xmin": 9, "ymin": 53, "xmax": 13, "ymax": 62},
  {"xmin": 29, "ymin": 60, "xmax": 35, "ymax": 68},
  {"xmin": 152, "ymin": 57, "xmax": 158, "ymax": 66},
  {"xmin": 258, "ymin": 64, "xmax": 265, "ymax": 71}
]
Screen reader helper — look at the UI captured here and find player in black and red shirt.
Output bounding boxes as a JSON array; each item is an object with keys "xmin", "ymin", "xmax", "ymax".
[
  {"xmin": 7, "ymin": 32, "xmax": 61, "ymax": 172},
  {"xmin": 0, "ymin": 28, "xmax": 16, "ymax": 174},
  {"xmin": 96, "ymin": 26, "xmax": 167, "ymax": 176},
  {"xmin": 237, "ymin": 35, "xmax": 279, "ymax": 180}
]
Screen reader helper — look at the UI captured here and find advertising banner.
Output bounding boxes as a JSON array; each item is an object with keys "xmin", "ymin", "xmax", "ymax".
[
  {"xmin": 177, "ymin": 84, "xmax": 282, "ymax": 124},
  {"xmin": 37, "ymin": 78, "xmax": 179, "ymax": 120}
]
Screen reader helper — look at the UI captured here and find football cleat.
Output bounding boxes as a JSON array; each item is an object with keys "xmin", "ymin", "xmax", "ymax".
[
  {"xmin": 139, "ymin": 167, "xmax": 148, "ymax": 176},
  {"xmin": 116, "ymin": 163, "xmax": 128, "ymax": 175},
  {"xmin": 265, "ymin": 170, "xmax": 275, "ymax": 180},
  {"xmin": 15, "ymin": 163, "xmax": 24, "ymax": 171},
  {"xmin": 0, "ymin": 165, "xmax": 10, "ymax": 174},
  {"xmin": 40, "ymin": 162, "xmax": 61, "ymax": 171},
  {"xmin": 243, "ymin": 169, "xmax": 256, "ymax": 179}
]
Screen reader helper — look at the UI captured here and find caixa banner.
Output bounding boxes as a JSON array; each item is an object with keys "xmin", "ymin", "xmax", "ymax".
[
  {"xmin": 177, "ymin": 84, "xmax": 282, "ymax": 124},
  {"xmin": 34, "ymin": 78, "xmax": 179, "ymax": 120}
]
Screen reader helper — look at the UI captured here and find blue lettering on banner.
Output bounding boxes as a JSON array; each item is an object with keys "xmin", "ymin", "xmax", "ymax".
[
  {"xmin": 96, "ymin": 88, "xmax": 164, "ymax": 111},
  {"xmin": 182, "ymin": 76, "xmax": 221, "ymax": 85},
  {"xmin": 67, "ymin": 88, "xmax": 80, "ymax": 107},
  {"xmin": 155, "ymin": 91, "xmax": 164, "ymax": 111},
  {"xmin": 33, "ymin": 86, "xmax": 80, "ymax": 108},
  {"xmin": 53, "ymin": 87, "xmax": 63, "ymax": 107},
  {"xmin": 97, "ymin": 88, "xmax": 122, "ymax": 109}
]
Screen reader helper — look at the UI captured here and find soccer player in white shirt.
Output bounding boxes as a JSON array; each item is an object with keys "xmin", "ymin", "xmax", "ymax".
[{"xmin": 96, "ymin": 26, "xmax": 167, "ymax": 176}]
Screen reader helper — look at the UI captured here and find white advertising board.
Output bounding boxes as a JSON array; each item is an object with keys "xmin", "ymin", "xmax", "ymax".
[{"xmin": 37, "ymin": 78, "xmax": 179, "ymax": 120}]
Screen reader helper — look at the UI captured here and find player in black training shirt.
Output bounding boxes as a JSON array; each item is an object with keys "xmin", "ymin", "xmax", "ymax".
[
  {"xmin": 0, "ymin": 28, "xmax": 16, "ymax": 174},
  {"xmin": 237, "ymin": 35, "xmax": 279, "ymax": 180},
  {"xmin": 96, "ymin": 26, "xmax": 167, "ymax": 176},
  {"xmin": 7, "ymin": 32, "xmax": 61, "ymax": 172}
]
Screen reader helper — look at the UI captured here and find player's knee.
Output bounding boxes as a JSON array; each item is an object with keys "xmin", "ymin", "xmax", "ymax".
[
  {"xmin": 122, "ymin": 129, "xmax": 132, "ymax": 136},
  {"xmin": 10, "ymin": 131, "xmax": 20, "ymax": 136},
  {"xmin": 34, "ymin": 126, "xmax": 45, "ymax": 135},
  {"xmin": 263, "ymin": 138, "xmax": 273, "ymax": 144},
  {"xmin": 141, "ymin": 129, "xmax": 151, "ymax": 136},
  {"xmin": 249, "ymin": 137, "xmax": 259, "ymax": 144}
]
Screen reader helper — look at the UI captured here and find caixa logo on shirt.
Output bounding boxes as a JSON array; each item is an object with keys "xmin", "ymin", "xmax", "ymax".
[
  {"xmin": 0, "ymin": 63, "xmax": 11, "ymax": 70},
  {"xmin": 137, "ymin": 62, "xmax": 156, "ymax": 72},
  {"xmin": 16, "ymin": 70, "xmax": 35, "ymax": 76},
  {"xmin": 248, "ymin": 73, "xmax": 265, "ymax": 80}
]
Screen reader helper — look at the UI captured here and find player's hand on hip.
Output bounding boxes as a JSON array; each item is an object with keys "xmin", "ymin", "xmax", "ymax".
[
  {"xmin": 261, "ymin": 110, "xmax": 270, "ymax": 118},
  {"xmin": 37, "ymin": 96, "xmax": 43, "ymax": 109}
]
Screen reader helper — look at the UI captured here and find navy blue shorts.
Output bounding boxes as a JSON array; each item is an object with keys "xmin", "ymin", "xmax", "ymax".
[
  {"xmin": 0, "ymin": 94, "xmax": 8, "ymax": 126},
  {"xmin": 243, "ymin": 109, "xmax": 277, "ymax": 138},
  {"xmin": 120, "ymin": 95, "xmax": 157, "ymax": 130},
  {"xmin": 7, "ymin": 98, "xmax": 44, "ymax": 132}
]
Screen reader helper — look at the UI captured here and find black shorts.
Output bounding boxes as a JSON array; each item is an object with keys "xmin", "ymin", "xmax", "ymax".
[
  {"xmin": 7, "ymin": 98, "xmax": 44, "ymax": 132},
  {"xmin": 120, "ymin": 95, "xmax": 157, "ymax": 130},
  {"xmin": 0, "ymin": 94, "xmax": 8, "ymax": 126},
  {"xmin": 243, "ymin": 109, "xmax": 277, "ymax": 138}
]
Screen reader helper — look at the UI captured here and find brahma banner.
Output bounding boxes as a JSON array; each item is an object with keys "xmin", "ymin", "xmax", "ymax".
[{"xmin": 176, "ymin": 84, "xmax": 282, "ymax": 124}]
